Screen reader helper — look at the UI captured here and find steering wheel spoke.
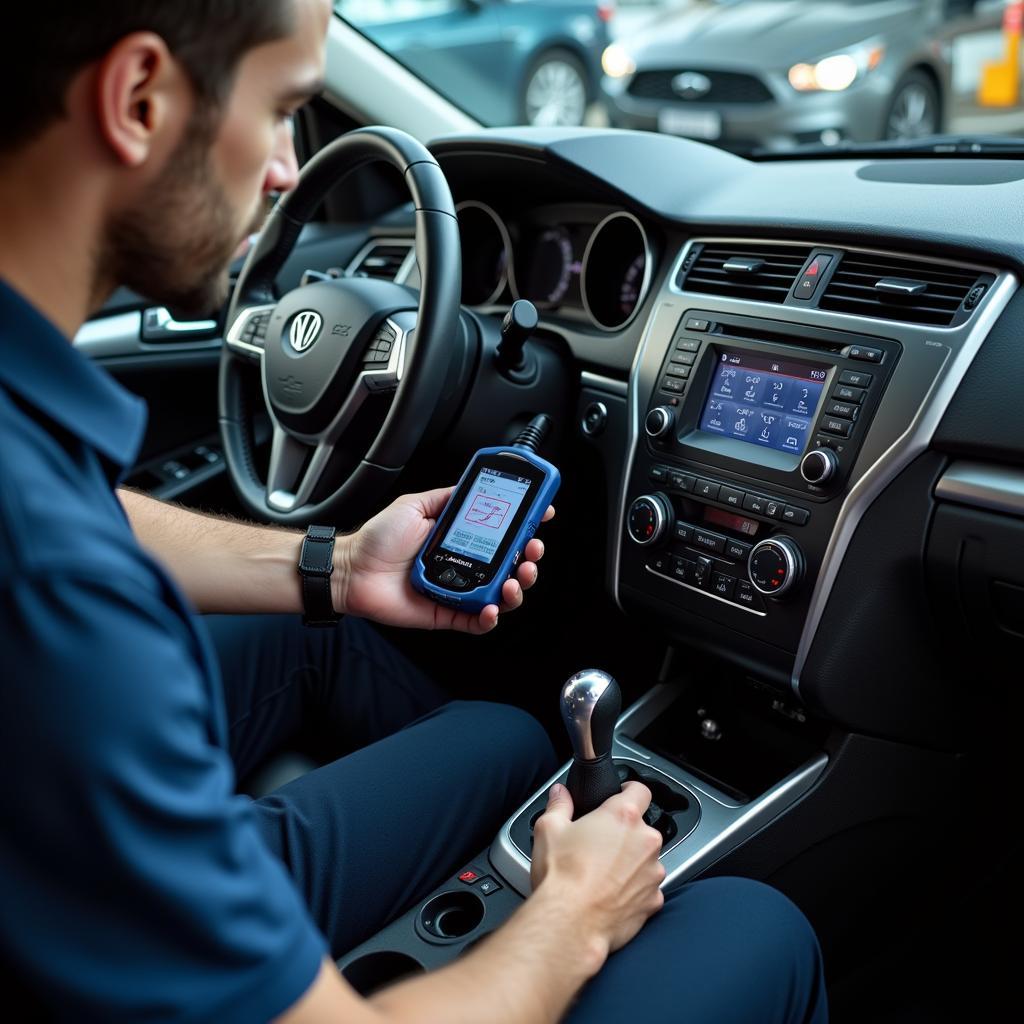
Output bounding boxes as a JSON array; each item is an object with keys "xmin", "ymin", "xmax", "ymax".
[
  {"xmin": 225, "ymin": 304, "xmax": 275, "ymax": 362},
  {"xmin": 265, "ymin": 427, "xmax": 333, "ymax": 513}
]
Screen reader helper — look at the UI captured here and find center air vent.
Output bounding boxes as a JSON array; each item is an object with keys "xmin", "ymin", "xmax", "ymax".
[
  {"xmin": 348, "ymin": 240, "xmax": 414, "ymax": 282},
  {"xmin": 678, "ymin": 244, "xmax": 813, "ymax": 304},
  {"xmin": 819, "ymin": 253, "xmax": 989, "ymax": 327}
]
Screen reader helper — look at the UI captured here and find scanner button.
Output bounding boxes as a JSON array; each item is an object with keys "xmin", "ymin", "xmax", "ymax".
[
  {"xmin": 438, "ymin": 568, "xmax": 457, "ymax": 584},
  {"xmin": 451, "ymin": 574, "xmax": 468, "ymax": 588}
]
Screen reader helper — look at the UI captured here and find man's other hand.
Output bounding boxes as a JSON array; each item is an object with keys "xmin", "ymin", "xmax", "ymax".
[{"xmin": 334, "ymin": 486, "xmax": 555, "ymax": 633}]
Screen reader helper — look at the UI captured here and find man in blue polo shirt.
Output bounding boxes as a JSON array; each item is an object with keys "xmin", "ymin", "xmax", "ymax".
[{"xmin": 0, "ymin": 2, "xmax": 827, "ymax": 1021}]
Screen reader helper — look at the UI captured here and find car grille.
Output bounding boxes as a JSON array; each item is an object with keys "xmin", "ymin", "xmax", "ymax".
[{"xmin": 628, "ymin": 69, "xmax": 773, "ymax": 104}]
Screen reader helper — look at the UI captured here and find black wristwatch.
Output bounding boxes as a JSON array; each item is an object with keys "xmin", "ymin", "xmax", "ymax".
[{"xmin": 298, "ymin": 525, "xmax": 340, "ymax": 627}]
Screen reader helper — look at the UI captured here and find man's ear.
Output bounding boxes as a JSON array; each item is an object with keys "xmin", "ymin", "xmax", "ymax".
[{"xmin": 94, "ymin": 32, "xmax": 190, "ymax": 168}]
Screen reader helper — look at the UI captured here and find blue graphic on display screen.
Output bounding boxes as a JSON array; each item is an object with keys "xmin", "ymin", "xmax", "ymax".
[
  {"xmin": 441, "ymin": 468, "xmax": 531, "ymax": 564},
  {"xmin": 700, "ymin": 351, "xmax": 827, "ymax": 455}
]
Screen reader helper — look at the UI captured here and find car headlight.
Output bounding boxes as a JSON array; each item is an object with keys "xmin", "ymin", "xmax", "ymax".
[
  {"xmin": 788, "ymin": 44, "xmax": 885, "ymax": 93},
  {"xmin": 602, "ymin": 43, "xmax": 636, "ymax": 79}
]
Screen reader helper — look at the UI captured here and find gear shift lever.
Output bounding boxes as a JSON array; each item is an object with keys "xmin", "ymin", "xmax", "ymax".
[{"xmin": 561, "ymin": 669, "xmax": 622, "ymax": 819}]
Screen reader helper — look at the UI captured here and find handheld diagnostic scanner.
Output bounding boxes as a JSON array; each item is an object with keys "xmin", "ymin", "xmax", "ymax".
[{"xmin": 411, "ymin": 415, "xmax": 560, "ymax": 613}]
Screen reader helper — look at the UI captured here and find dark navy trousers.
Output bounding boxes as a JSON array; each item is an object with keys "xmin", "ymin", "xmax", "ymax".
[{"xmin": 207, "ymin": 614, "xmax": 828, "ymax": 1023}]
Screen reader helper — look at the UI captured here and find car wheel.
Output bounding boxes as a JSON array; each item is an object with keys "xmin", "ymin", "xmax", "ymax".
[
  {"xmin": 884, "ymin": 71, "xmax": 941, "ymax": 141},
  {"xmin": 521, "ymin": 49, "xmax": 588, "ymax": 127}
]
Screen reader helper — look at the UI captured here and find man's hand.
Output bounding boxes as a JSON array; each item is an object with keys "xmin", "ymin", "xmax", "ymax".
[
  {"xmin": 334, "ymin": 486, "xmax": 555, "ymax": 633},
  {"xmin": 530, "ymin": 781, "xmax": 666, "ymax": 964}
]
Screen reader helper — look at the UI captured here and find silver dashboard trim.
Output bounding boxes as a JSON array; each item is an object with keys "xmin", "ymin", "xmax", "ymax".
[
  {"xmin": 934, "ymin": 462, "xmax": 1024, "ymax": 518},
  {"xmin": 613, "ymin": 235, "xmax": 1018, "ymax": 701},
  {"xmin": 580, "ymin": 210, "xmax": 653, "ymax": 334},
  {"xmin": 643, "ymin": 564, "xmax": 767, "ymax": 617},
  {"xmin": 455, "ymin": 199, "xmax": 513, "ymax": 307},
  {"xmin": 490, "ymin": 684, "xmax": 828, "ymax": 896},
  {"xmin": 580, "ymin": 370, "xmax": 627, "ymax": 396}
]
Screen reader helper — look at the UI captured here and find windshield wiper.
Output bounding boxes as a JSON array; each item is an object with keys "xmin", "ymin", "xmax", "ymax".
[{"xmin": 753, "ymin": 135, "xmax": 1024, "ymax": 161}]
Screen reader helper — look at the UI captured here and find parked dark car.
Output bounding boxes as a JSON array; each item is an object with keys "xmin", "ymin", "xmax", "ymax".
[
  {"xmin": 336, "ymin": 0, "xmax": 613, "ymax": 126},
  {"xmin": 601, "ymin": 0, "xmax": 1008, "ymax": 152}
]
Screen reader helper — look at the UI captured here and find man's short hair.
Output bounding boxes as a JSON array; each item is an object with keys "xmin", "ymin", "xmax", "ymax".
[{"xmin": 1, "ymin": 1, "xmax": 294, "ymax": 153}]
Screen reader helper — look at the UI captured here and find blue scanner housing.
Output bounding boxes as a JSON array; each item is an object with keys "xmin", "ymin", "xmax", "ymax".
[{"xmin": 411, "ymin": 443, "xmax": 560, "ymax": 613}]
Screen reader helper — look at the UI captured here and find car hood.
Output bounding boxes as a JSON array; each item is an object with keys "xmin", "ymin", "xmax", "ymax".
[{"xmin": 623, "ymin": 0, "xmax": 922, "ymax": 69}]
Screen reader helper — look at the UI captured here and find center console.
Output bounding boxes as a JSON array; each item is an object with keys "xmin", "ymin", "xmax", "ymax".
[{"xmin": 618, "ymin": 308, "xmax": 900, "ymax": 667}]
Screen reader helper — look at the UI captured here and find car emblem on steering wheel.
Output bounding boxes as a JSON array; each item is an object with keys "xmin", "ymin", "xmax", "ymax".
[{"xmin": 289, "ymin": 310, "xmax": 323, "ymax": 353}]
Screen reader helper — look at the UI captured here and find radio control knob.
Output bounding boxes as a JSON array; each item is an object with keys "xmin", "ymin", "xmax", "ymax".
[
  {"xmin": 627, "ymin": 493, "xmax": 672, "ymax": 547},
  {"xmin": 800, "ymin": 448, "xmax": 838, "ymax": 484},
  {"xmin": 645, "ymin": 406, "xmax": 675, "ymax": 440},
  {"xmin": 748, "ymin": 537, "xmax": 804, "ymax": 598}
]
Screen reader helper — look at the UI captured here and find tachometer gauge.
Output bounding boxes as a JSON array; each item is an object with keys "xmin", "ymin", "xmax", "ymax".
[
  {"xmin": 456, "ymin": 201, "xmax": 512, "ymax": 306},
  {"xmin": 619, "ymin": 253, "xmax": 646, "ymax": 318}
]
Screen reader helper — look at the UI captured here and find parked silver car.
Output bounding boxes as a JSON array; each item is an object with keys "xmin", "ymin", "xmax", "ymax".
[{"xmin": 601, "ymin": 0, "xmax": 1008, "ymax": 152}]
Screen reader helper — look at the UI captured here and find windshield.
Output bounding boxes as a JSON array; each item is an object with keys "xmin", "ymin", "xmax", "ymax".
[{"xmin": 334, "ymin": 0, "xmax": 1024, "ymax": 156}]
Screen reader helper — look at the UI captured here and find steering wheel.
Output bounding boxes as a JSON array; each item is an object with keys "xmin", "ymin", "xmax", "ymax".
[{"xmin": 219, "ymin": 126, "xmax": 461, "ymax": 526}]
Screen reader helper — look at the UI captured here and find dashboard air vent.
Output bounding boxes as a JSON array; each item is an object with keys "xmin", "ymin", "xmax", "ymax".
[
  {"xmin": 819, "ymin": 253, "xmax": 986, "ymax": 326},
  {"xmin": 678, "ymin": 244, "xmax": 814, "ymax": 304},
  {"xmin": 349, "ymin": 241, "xmax": 413, "ymax": 281}
]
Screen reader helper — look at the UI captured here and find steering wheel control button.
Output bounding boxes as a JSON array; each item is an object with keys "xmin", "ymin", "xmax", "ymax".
[
  {"xmin": 839, "ymin": 369, "xmax": 873, "ymax": 388},
  {"xmin": 793, "ymin": 254, "xmax": 832, "ymax": 300},
  {"xmin": 363, "ymin": 322, "xmax": 397, "ymax": 365},
  {"xmin": 645, "ymin": 406, "xmax": 675, "ymax": 439},
  {"xmin": 683, "ymin": 317, "xmax": 709, "ymax": 333},
  {"xmin": 781, "ymin": 505, "xmax": 811, "ymax": 526},
  {"xmin": 627, "ymin": 493, "xmax": 671, "ymax": 546},
  {"xmin": 848, "ymin": 345, "xmax": 883, "ymax": 362},
  {"xmin": 801, "ymin": 448, "xmax": 839, "ymax": 484},
  {"xmin": 832, "ymin": 384, "xmax": 866, "ymax": 404},
  {"xmin": 749, "ymin": 538, "xmax": 803, "ymax": 598}
]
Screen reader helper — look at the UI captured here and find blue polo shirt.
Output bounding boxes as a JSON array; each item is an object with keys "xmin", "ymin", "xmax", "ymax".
[{"xmin": 0, "ymin": 281, "xmax": 325, "ymax": 1021}]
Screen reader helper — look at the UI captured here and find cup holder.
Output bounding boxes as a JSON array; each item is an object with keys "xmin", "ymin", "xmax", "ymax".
[
  {"xmin": 341, "ymin": 951, "xmax": 425, "ymax": 996},
  {"xmin": 416, "ymin": 890, "xmax": 486, "ymax": 944}
]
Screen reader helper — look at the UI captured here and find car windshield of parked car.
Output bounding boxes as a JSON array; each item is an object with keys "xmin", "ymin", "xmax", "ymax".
[{"xmin": 334, "ymin": 0, "xmax": 1024, "ymax": 156}]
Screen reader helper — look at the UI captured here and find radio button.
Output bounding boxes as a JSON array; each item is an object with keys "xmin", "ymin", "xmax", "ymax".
[
  {"xmin": 675, "ymin": 521, "xmax": 694, "ymax": 542},
  {"xmin": 675, "ymin": 337, "xmax": 702, "ymax": 351},
  {"xmin": 672, "ymin": 556, "xmax": 689, "ymax": 581},
  {"xmin": 661, "ymin": 376, "xmax": 685, "ymax": 394},
  {"xmin": 672, "ymin": 350, "xmax": 697, "ymax": 366},
  {"xmin": 665, "ymin": 363, "xmax": 691, "ymax": 379},
  {"xmin": 725, "ymin": 539, "xmax": 753, "ymax": 561},
  {"xmin": 695, "ymin": 479, "xmax": 721, "ymax": 500},
  {"xmin": 821, "ymin": 418, "xmax": 853, "ymax": 438},
  {"xmin": 735, "ymin": 580, "xmax": 764, "ymax": 611},
  {"xmin": 764, "ymin": 498, "xmax": 785, "ymax": 520},
  {"xmin": 669, "ymin": 471, "xmax": 695, "ymax": 493},
  {"xmin": 849, "ymin": 345, "xmax": 883, "ymax": 363},
  {"xmin": 742, "ymin": 493, "xmax": 768, "ymax": 515},
  {"xmin": 832, "ymin": 384, "xmax": 865, "ymax": 404},
  {"xmin": 825, "ymin": 400, "xmax": 859, "ymax": 420},
  {"xmin": 839, "ymin": 369, "xmax": 873, "ymax": 388},
  {"xmin": 693, "ymin": 529, "xmax": 726, "ymax": 555},
  {"xmin": 649, "ymin": 553, "xmax": 671, "ymax": 574},
  {"xmin": 711, "ymin": 573, "xmax": 737, "ymax": 600},
  {"xmin": 782, "ymin": 505, "xmax": 810, "ymax": 526},
  {"xmin": 719, "ymin": 485, "xmax": 744, "ymax": 508},
  {"xmin": 649, "ymin": 465, "xmax": 668, "ymax": 483},
  {"xmin": 683, "ymin": 318, "xmax": 709, "ymax": 333}
]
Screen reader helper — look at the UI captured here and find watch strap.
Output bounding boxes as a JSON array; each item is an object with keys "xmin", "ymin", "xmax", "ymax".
[{"xmin": 298, "ymin": 525, "xmax": 339, "ymax": 627}]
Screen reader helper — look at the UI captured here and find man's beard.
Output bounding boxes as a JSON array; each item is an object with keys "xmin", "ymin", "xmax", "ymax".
[{"xmin": 99, "ymin": 121, "xmax": 258, "ymax": 321}]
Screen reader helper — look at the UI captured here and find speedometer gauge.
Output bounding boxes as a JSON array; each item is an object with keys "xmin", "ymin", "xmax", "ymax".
[
  {"xmin": 619, "ymin": 253, "xmax": 646, "ymax": 318},
  {"xmin": 519, "ymin": 227, "xmax": 575, "ymax": 306}
]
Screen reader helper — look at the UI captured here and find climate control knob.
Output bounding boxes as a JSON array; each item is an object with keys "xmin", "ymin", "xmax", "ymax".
[
  {"xmin": 645, "ymin": 406, "xmax": 675, "ymax": 440},
  {"xmin": 748, "ymin": 537, "xmax": 804, "ymax": 598},
  {"xmin": 800, "ymin": 447, "xmax": 838, "ymax": 485},
  {"xmin": 627, "ymin": 493, "xmax": 672, "ymax": 547}
]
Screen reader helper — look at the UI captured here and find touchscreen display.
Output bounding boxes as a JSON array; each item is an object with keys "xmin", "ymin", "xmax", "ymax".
[
  {"xmin": 699, "ymin": 350, "xmax": 828, "ymax": 456},
  {"xmin": 441, "ymin": 467, "xmax": 532, "ymax": 564}
]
